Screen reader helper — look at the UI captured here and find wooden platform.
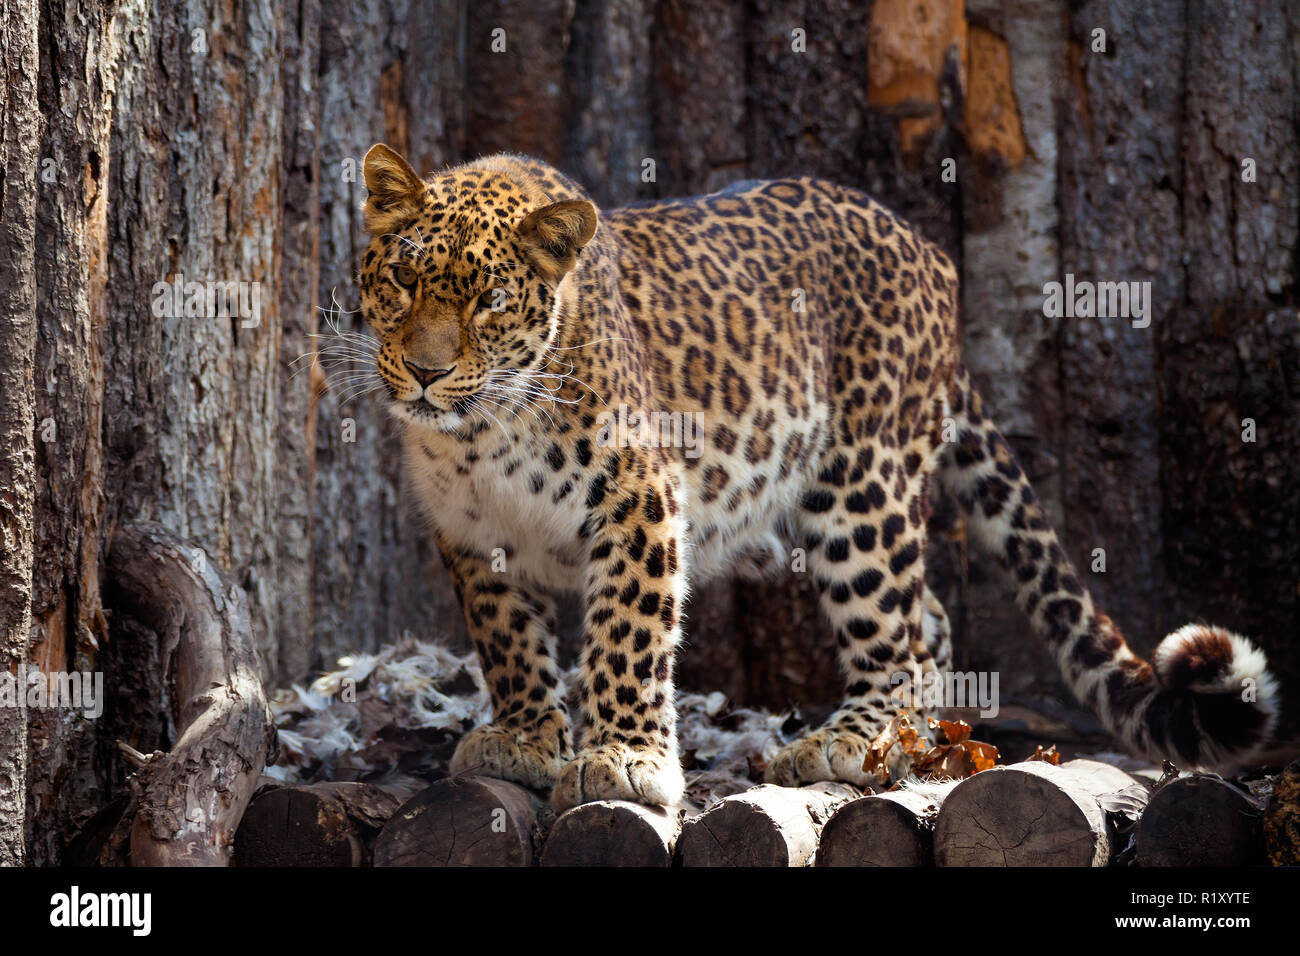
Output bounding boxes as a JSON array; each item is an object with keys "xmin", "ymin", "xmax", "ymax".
[{"xmin": 232, "ymin": 757, "xmax": 1288, "ymax": 867}]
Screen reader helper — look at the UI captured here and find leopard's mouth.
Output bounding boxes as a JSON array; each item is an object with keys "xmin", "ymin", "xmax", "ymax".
[
  {"xmin": 387, "ymin": 394, "xmax": 443, "ymax": 421},
  {"xmin": 388, "ymin": 391, "xmax": 482, "ymax": 431},
  {"xmin": 398, "ymin": 394, "xmax": 477, "ymax": 415}
]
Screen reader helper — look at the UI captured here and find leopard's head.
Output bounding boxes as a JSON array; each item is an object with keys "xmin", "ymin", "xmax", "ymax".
[{"xmin": 358, "ymin": 144, "xmax": 597, "ymax": 431}]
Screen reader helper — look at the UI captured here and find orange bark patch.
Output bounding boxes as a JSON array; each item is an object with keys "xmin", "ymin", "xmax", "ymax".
[
  {"xmin": 381, "ymin": 61, "xmax": 410, "ymax": 161},
  {"xmin": 867, "ymin": 0, "xmax": 967, "ymax": 153},
  {"xmin": 964, "ymin": 25, "xmax": 1026, "ymax": 169}
]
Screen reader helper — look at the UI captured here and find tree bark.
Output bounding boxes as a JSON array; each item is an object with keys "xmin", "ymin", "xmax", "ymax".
[
  {"xmin": 0, "ymin": 0, "xmax": 40, "ymax": 866},
  {"xmin": 952, "ymin": 0, "xmax": 1070, "ymax": 703},
  {"xmin": 25, "ymin": 0, "xmax": 118, "ymax": 865},
  {"xmin": 1161, "ymin": 0, "xmax": 1300, "ymax": 740},
  {"xmin": 274, "ymin": 0, "xmax": 323, "ymax": 684},
  {"xmin": 564, "ymin": 0, "xmax": 654, "ymax": 209},
  {"xmin": 1057, "ymin": 1, "xmax": 1182, "ymax": 651}
]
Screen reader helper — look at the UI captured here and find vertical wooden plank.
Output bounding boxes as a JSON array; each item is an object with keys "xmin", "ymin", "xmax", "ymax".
[
  {"xmin": 650, "ymin": 0, "xmax": 748, "ymax": 194},
  {"xmin": 313, "ymin": 0, "xmax": 466, "ymax": 669},
  {"xmin": 747, "ymin": 0, "xmax": 875, "ymax": 190},
  {"xmin": 1057, "ymin": 0, "xmax": 1183, "ymax": 649},
  {"xmin": 276, "ymin": 0, "xmax": 323, "ymax": 683},
  {"xmin": 465, "ymin": 0, "xmax": 575, "ymax": 165},
  {"xmin": 1164, "ymin": 0, "xmax": 1300, "ymax": 741},
  {"xmin": 314, "ymin": 0, "xmax": 397, "ymax": 666},
  {"xmin": 733, "ymin": 0, "xmax": 964, "ymax": 710},
  {"xmin": 564, "ymin": 0, "xmax": 654, "ymax": 207},
  {"xmin": 391, "ymin": 2, "xmax": 473, "ymax": 649},
  {"xmin": 955, "ymin": 0, "xmax": 1071, "ymax": 701},
  {"xmin": 641, "ymin": 0, "xmax": 746, "ymax": 697},
  {"xmin": 405, "ymin": 0, "xmax": 468, "ymax": 174},
  {"xmin": 736, "ymin": 0, "xmax": 879, "ymax": 711}
]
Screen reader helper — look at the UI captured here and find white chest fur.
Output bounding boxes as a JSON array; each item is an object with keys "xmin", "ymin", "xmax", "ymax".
[{"xmin": 404, "ymin": 428, "xmax": 591, "ymax": 590}]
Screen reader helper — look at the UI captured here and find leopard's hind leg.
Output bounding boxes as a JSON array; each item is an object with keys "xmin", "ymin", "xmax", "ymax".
[{"xmin": 767, "ymin": 437, "xmax": 936, "ymax": 787}]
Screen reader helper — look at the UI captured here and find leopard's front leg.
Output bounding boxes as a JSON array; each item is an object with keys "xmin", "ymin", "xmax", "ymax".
[
  {"xmin": 444, "ymin": 543, "xmax": 572, "ymax": 791},
  {"xmin": 551, "ymin": 451, "xmax": 688, "ymax": 812}
]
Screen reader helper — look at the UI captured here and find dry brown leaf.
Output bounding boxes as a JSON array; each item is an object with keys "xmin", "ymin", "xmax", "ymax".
[
  {"xmin": 864, "ymin": 712, "xmax": 1001, "ymax": 783},
  {"xmin": 863, "ymin": 711, "xmax": 930, "ymax": 777},
  {"xmin": 933, "ymin": 719, "xmax": 972, "ymax": 746},
  {"xmin": 1025, "ymin": 744, "xmax": 1061, "ymax": 765},
  {"xmin": 908, "ymin": 718, "xmax": 1001, "ymax": 780}
]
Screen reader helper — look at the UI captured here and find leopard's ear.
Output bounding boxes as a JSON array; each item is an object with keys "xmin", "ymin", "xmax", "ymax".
[
  {"xmin": 517, "ymin": 199, "xmax": 598, "ymax": 282},
  {"xmin": 362, "ymin": 144, "xmax": 424, "ymax": 234}
]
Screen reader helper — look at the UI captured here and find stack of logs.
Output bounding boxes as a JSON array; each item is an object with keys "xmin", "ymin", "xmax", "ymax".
[{"xmin": 232, "ymin": 757, "xmax": 1300, "ymax": 867}]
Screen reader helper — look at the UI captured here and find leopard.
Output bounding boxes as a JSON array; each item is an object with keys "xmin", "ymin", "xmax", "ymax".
[{"xmin": 356, "ymin": 142, "xmax": 1278, "ymax": 812}]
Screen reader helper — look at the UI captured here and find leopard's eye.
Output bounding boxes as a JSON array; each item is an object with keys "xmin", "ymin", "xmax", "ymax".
[
  {"xmin": 392, "ymin": 264, "xmax": 418, "ymax": 289},
  {"xmin": 476, "ymin": 289, "xmax": 503, "ymax": 313}
]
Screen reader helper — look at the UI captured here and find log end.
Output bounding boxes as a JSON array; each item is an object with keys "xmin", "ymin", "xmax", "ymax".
[
  {"xmin": 1136, "ymin": 775, "xmax": 1265, "ymax": 867},
  {"xmin": 234, "ymin": 786, "xmax": 362, "ymax": 867},
  {"xmin": 541, "ymin": 800, "xmax": 682, "ymax": 867},
  {"xmin": 934, "ymin": 762, "xmax": 1119, "ymax": 867},
  {"xmin": 373, "ymin": 775, "xmax": 545, "ymax": 867},
  {"xmin": 817, "ymin": 794, "xmax": 933, "ymax": 867}
]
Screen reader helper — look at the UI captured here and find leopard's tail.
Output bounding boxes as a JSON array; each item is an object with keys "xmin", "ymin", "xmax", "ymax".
[{"xmin": 936, "ymin": 366, "xmax": 1278, "ymax": 768}]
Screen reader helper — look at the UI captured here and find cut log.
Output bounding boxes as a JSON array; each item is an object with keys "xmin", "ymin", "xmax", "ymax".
[
  {"xmin": 373, "ymin": 775, "xmax": 549, "ymax": 867},
  {"xmin": 234, "ymin": 782, "xmax": 402, "ymax": 867},
  {"xmin": 541, "ymin": 800, "xmax": 691, "ymax": 867},
  {"xmin": 105, "ymin": 524, "xmax": 276, "ymax": 867},
  {"xmin": 1264, "ymin": 758, "xmax": 1300, "ymax": 866},
  {"xmin": 934, "ymin": 759, "xmax": 1140, "ymax": 867},
  {"xmin": 675, "ymin": 783, "xmax": 859, "ymax": 867},
  {"xmin": 817, "ymin": 787, "xmax": 950, "ymax": 867},
  {"xmin": 1135, "ymin": 774, "xmax": 1266, "ymax": 867}
]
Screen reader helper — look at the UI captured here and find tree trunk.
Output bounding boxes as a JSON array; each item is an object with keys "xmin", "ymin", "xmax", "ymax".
[
  {"xmin": 25, "ymin": 0, "xmax": 118, "ymax": 865},
  {"xmin": 0, "ymin": 0, "xmax": 40, "ymax": 866},
  {"xmin": 1160, "ymin": 0, "xmax": 1300, "ymax": 732}
]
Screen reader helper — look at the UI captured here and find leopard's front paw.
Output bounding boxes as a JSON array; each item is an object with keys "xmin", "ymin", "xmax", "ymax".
[
  {"xmin": 766, "ymin": 727, "xmax": 876, "ymax": 788},
  {"xmin": 449, "ymin": 714, "xmax": 572, "ymax": 791},
  {"xmin": 551, "ymin": 742, "xmax": 685, "ymax": 812}
]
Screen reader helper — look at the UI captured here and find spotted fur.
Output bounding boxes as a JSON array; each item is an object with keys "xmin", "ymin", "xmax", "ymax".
[{"xmin": 356, "ymin": 144, "xmax": 1278, "ymax": 810}]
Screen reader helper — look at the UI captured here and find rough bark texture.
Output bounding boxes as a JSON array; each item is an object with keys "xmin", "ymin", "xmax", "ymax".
[
  {"xmin": 311, "ymin": 0, "xmax": 463, "ymax": 674},
  {"xmin": 275, "ymin": 0, "xmax": 323, "ymax": 683},
  {"xmin": 950, "ymin": 0, "xmax": 1068, "ymax": 702},
  {"xmin": 3, "ymin": 0, "xmax": 1299, "ymax": 863},
  {"xmin": 1160, "ymin": 1, "xmax": 1300, "ymax": 737},
  {"xmin": 1057, "ymin": 1, "xmax": 1180, "ymax": 658},
  {"xmin": 0, "ymin": 0, "xmax": 40, "ymax": 866},
  {"xmin": 25, "ymin": 0, "xmax": 118, "ymax": 864}
]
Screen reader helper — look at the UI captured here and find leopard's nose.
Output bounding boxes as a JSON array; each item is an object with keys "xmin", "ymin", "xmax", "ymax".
[{"xmin": 404, "ymin": 359, "xmax": 454, "ymax": 388}]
